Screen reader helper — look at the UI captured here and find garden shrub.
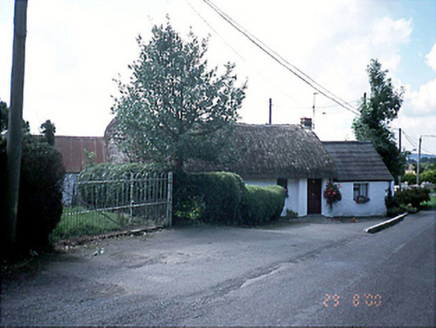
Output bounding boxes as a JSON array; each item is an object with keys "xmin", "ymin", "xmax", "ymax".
[
  {"xmin": 193, "ymin": 172, "xmax": 246, "ymax": 224},
  {"xmin": 401, "ymin": 172, "xmax": 416, "ymax": 185},
  {"xmin": 420, "ymin": 170, "xmax": 436, "ymax": 184},
  {"xmin": 173, "ymin": 172, "xmax": 287, "ymax": 226},
  {"xmin": 1, "ymin": 136, "xmax": 65, "ymax": 253},
  {"xmin": 241, "ymin": 185, "xmax": 285, "ymax": 226},
  {"xmin": 394, "ymin": 187, "xmax": 430, "ymax": 209},
  {"xmin": 173, "ymin": 171, "xmax": 246, "ymax": 225}
]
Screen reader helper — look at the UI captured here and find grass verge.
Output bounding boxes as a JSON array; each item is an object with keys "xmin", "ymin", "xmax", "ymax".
[
  {"xmin": 423, "ymin": 195, "xmax": 436, "ymax": 209},
  {"xmin": 51, "ymin": 207, "xmax": 124, "ymax": 241}
]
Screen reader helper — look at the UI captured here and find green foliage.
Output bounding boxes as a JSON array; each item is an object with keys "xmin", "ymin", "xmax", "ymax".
[
  {"xmin": 420, "ymin": 169, "xmax": 436, "ymax": 184},
  {"xmin": 0, "ymin": 100, "xmax": 7, "ymax": 133},
  {"xmin": 174, "ymin": 171, "xmax": 246, "ymax": 225},
  {"xmin": 79, "ymin": 162, "xmax": 168, "ymax": 181},
  {"xmin": 174, "ymin": 171, "xmax": 286, "ymax": 226},
  {"xmin": 78, "ymin": 163, "xmax": 169, "ymax": 211},
  {"xmin": 402, "ymin": 170, "xmax": 436, "ymax": 185},
  {"xmin": 352, "ymin": 59, "xmax": 405, "ymax": 180},
  {"xmin": 241, "ymin": 185, "xmax": 285, "ymax": 225},
  {"xmin": 423, "ymin": 195, "xmax": 436, "ymax": 209},
  {"xmin": 112, "ymin": 18, "xmax": 247, "ymax": 169},
  {"xmin": 83, "ymin": 149, "xmax": 97, "ymax": 168},
  {"xmin": 402, "ymin": 172, "xmax": 417, "ymax": 185},
  {"xmin": 40, "ymin": 119, "xmax": 56, "ymax": 146},
  {"xmin": 52, "ymin": 207, "xmax": 122, "ymax": 240},
  {"xmin": 394, "ymin": 188, "xmax": 430, "ymax": 209},
  {"xmin": 0, "ymin": 99, "xmax": 30, "ymax": 134},
  {"xmin": 0, "ymin": 136, "xmax": 65, "ymax": 251}
]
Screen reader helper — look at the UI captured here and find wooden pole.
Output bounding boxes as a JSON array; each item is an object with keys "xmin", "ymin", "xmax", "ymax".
[
  {"xmin": 398, "ymin": 128, "xmax": 402, "ymax": 191},
  {"xmin": 6, "ymin": 0, "xmax": 28, "ymax": 250},
  {"xmin": 416, "ymin": 136, "xmax": 422, "ymax": 185}
]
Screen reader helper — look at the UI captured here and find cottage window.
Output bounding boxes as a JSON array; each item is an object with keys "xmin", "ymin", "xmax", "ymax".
[{"xmin": 353, "ymin": 183, "xmax": 368, "ymax": 201}]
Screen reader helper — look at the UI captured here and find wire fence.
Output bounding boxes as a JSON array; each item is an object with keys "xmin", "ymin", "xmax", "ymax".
[{"xmin": 51, "ymin": 172, "xmax": 173, "ymax": 242}]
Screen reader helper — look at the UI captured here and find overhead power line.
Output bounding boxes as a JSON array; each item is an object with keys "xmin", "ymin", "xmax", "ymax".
[
  {"xmin": 202, "ymin": 0, "xmax": 360, "ymax": 116},
  {"xmin": 185, "ymin": 0, "xmax": 307, "ymax": 107}
]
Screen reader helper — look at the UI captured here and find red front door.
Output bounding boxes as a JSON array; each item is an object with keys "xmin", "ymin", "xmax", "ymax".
[{"xmin": 307, "ymin": 179, "xmax": 322, "ymax": 214}]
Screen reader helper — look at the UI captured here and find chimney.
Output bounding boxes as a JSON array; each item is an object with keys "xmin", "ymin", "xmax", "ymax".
[{"xmin": 300, "ymin": 117, "xmax": 312, "ymax": 130}]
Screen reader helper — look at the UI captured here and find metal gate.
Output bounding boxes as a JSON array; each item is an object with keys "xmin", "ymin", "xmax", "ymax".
[{"xmin": 52, "ymin": 172, "xmax": 173, "ymax": 241}]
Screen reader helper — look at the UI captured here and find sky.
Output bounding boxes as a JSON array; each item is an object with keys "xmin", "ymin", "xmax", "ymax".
[{"xmin": 1, "ymin": 0, "xmax": 435, "ymax": 155}]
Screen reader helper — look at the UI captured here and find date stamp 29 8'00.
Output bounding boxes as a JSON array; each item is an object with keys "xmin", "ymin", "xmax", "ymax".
[{"xmin": 323, "ymin": 294, "xmax": 382, "ymax": 308}]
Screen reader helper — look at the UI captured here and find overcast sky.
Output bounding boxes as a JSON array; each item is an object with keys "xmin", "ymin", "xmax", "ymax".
[{"xmin": 1, "ymin": 0, "xmax": 435, "ymax": 154}]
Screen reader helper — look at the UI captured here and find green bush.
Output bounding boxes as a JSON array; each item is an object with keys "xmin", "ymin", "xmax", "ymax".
[
  {"xmin": 174, "ymin": 171, "xmax": 246, "ymax": 225},
  {"xmin": 394, "ymin": 187, "xmax": 431, "ymax": 209},
  {"xmin": 1, "ymin": 137, "xmax": 65, "ymax": 252},
  {"xmin": 420, "ymin": 169, "xmax": 436, "ymax": 184},
  {"xmin": 241, "ymin": 185, "xmax": 286, "ymax": 226},
  {"xmin": 173, "ymin": 172, "xmax": 287, "ymax": 226},
  {"xmin": 402, "ymin": 172, "xmax": 416, "ymax": 185}
]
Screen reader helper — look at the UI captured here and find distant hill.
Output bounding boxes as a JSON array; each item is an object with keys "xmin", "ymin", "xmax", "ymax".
[{"xmin": 407, "ymin": 153, "xmax": 436, "ymax": 162}]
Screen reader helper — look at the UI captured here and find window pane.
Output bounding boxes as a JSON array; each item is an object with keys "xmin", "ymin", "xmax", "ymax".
[{"xmin": 353, "ymin": 183, "xmax": 359, "ymax": 200}]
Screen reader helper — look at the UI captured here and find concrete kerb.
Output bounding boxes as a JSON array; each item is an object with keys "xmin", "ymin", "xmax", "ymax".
[{"xmin": 364, "ymin": 213, "xmax": 408, "ymax": 234}]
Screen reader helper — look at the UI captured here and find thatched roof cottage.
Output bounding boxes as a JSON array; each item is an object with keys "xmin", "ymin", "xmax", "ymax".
[{"xmin": 105, "ymin": 118, "xmax": 393, "ymax": 217}]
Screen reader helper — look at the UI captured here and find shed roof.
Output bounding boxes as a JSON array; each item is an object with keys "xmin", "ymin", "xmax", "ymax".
[
  {"xmin": 322, "ymin": 141, "xmax": 393, "ymax": 182},
  {"xmin": 186, "ymin": 123, "xmax": 337, "ymax": 179},
  {"xmin": 55, "ymin": 136, "xmax": 105, "ymax": 173}
]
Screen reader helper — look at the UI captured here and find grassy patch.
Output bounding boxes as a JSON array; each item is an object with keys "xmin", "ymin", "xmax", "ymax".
[
  {"xmin": 51, "ymin": 207, "xmax": 126, "ymax": 240},
  {"xmin": 423, "ymin": 195, "xmax": 436, "ymax": 209}
]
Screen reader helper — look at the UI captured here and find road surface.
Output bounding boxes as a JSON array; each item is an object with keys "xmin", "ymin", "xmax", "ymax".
[{"xmin": 1, "ymin": 211, "xmax": 434, "ymax": 326}]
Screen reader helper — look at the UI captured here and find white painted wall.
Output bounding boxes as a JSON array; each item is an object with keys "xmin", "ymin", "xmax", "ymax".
[{"xmin": 322, "ymin": 181, "xmax": 392, "ymax": 217}]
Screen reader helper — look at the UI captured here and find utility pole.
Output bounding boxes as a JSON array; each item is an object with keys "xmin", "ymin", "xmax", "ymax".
[
  {"xmin": 416, "ymin": 136, "xmax": 422, "ymax": 185},
  {"xmin": 398, "ymin": 128, "xmax": 402, "ymax": 190},
  {"xmin": 6, "ymin": 0, "xmax": 28, "ymax": 250},
  {"xmin": 268, "ymin": 98, "xmax": 272, "ymax": 125},
  {"xmin": 416, "ymin": 134, "xmax": 436, "ymax": 185},
  {"xmin": 312, "ymin": 92, "xmax": 318, "ymax": 130}
]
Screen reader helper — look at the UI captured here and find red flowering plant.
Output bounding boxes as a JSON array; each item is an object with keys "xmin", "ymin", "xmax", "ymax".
[{"xmin": 323, "ymin": 181, "xmax": 342, "ymax": 209}]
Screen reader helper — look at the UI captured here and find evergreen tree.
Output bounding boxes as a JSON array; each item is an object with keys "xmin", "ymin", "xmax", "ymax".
[
  {"xmin": 112, "ymin": 19, "xmax": 247, "ymax": 169},
  {"xmin": 352, "ymin": 59, "xmax": 405, "ymax": 180}
]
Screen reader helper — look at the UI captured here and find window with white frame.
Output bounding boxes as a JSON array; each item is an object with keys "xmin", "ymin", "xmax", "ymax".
[{"xmin": 353, "ymin": 183, "xmax": 369, "ymax": 201}]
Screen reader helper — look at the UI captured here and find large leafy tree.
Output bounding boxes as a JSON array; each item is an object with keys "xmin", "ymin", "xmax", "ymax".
[
  {"xmin": 112, "ymin": 19, "xmax": 247, "ymax": 169},
  {"xmin": 352, "ymin": 59, "xmax": 405, "ymax": 180}
]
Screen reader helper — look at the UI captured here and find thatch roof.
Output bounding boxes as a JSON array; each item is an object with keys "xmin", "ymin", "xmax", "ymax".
[
  {"xmin": 185, "ymin": 123, "xmax": 337, "ymax": 179},
  {"xmin": 323, "ymin": 141, "xmax": 394, "ymax": 182}
]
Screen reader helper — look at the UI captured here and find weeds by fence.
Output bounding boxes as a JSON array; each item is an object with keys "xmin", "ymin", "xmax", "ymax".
[{"xmin": 52, "ymin": 172, "xmax": 172, "ymax": 241}]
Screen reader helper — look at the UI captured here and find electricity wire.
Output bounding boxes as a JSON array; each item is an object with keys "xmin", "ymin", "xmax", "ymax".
[
  {"xmin": 202, "ymin": 0, "xmax": 360, "ymax": 116},
  {"xmin": 184, "ymin": 0, "xmax": 307, "ymax": 107}
]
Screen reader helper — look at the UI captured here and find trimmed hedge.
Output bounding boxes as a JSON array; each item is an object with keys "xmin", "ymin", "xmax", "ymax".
[
  {"xmin": 79, "ymin": 162, "xmax": 168, "ymax": 181},
  {"xmin": 173, "ymin": 171, "xmax": 286, "ymax": 226},
  {"xmin": 174, "ymin": 171, "xmax": 246, "ymax": 224},
  {"xmin": 1, "ymin": 137, "xmax": 65, "ymax": 253},
  {"xmin": 241, "ymin": 185, "xmax": 285, "ymax": 226}
]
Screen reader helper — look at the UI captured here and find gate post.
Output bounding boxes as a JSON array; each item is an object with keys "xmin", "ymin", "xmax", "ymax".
[
  {"xmin": 129, "ymin": 172, "xmax": 134, "ymax": 223},
  {"xmin": 167, "ymin": 172, "xmax": 173, "ymax": 227}
]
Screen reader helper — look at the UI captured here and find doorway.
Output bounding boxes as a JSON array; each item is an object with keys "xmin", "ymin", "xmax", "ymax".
[{"xmin": 307, "ymin": 179, "xmax": 322, "ymax": 214}]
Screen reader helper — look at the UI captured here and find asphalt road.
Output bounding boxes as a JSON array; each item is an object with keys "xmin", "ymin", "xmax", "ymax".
[{"xmin": 1, "ymin": 211, "xmax": 435, "ymax": 326}]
